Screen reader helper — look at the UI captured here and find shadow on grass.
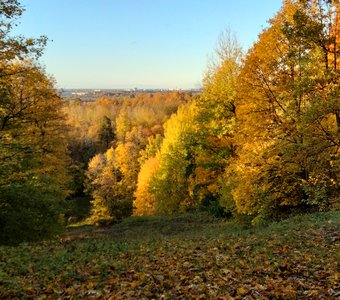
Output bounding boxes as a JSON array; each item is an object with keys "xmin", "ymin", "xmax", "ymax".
[{"xmin": 64, "ymin": 211, "xmax": 231, "ymax": 242}]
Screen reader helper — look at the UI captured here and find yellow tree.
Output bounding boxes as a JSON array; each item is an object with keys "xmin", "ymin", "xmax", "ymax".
[
  {"xmin": 0, "ymin": 62, "xmax": 71, "ymax": 244},
  {"xmin": 229, "ymin": 0, "xmax": 339, "ymax": 222},
  {"xmin": 133, "ymin": 156, "xmax": 159, "ymax": 216},
  {"xmin": 195, "ymin": 29, "xmax": 242, "ymax": 213},
  {"xmin": 86, "ymin": 140, "xmax": 141, "ymax": 224},
  {"xmin": 0, "ymin": 0, "xmax": 71, "ymax": 244},
  {"xmin": 150, "ymin": 101, "xmax": 199, "ymax": 213}
]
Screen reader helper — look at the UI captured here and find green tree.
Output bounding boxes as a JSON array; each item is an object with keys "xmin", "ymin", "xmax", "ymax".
[{"xmin": 98, "ymin": 115, "xmax": 115, "ymax": 151}]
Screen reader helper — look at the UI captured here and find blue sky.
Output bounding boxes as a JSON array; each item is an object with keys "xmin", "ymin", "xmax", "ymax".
[{"xmin": 14, "ymin": 0, "xmax": 283, "ymax": 89}]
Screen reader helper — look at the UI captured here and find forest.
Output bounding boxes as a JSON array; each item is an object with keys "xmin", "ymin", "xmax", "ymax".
[
  {"xmin": 1, "ymin": 0, "xmax": 339, "ymax": 298},
  {"xmin": 0, "ymin": 0, "xmax": 339, "ymax": 244}
]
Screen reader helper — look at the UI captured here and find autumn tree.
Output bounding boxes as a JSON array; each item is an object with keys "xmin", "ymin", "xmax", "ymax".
[
  {"xmin": 195, "ymin": 29, "xmax": 242, "ymax": 213},
  {"xmin": 0, "ymin": 62, "xmax": 71, "ymax": 244},
  {"xmin": 86, "ymin": 147, "xmax": 131, "ymax": 225},
  {"xmin": 86, "ymin": 139, "xmax": 143, "ymax": 225},
  {"xmin": 115, "ymin": 110, "xmax": 131, "ymax": 142},
  {"xmin": 228, "ymin": 0, "xmax": 339, "ymax": 223},
  {"xmin": 0, "ymin": 1, "xmax": 71, "ymax": 244},
  {"xmin": 150, "ymin": 102, "xmax": 199, "ymax": 213},
  {"xmin": 133, "ymin": 156, "xmax": 159, "ymax": 215}
]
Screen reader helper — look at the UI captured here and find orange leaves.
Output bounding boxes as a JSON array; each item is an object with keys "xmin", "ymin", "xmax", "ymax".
[{"xmin": 1, "ymin": 212, "xmax": 339, "ymax": 299}]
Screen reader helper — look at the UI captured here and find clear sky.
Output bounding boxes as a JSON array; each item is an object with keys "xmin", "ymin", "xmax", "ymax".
[{"xmin": 14, "ymin": 0, "xmax": 283, "ymax": 89}]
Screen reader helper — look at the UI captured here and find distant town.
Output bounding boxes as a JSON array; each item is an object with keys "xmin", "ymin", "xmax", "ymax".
[{"xmin": 60, "ymin": 88, "xmax": 202, "ymax": 102}]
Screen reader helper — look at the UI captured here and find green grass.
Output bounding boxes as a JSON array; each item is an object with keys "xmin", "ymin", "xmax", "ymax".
[{"xmin": 1, "ymin": 211, "xmax": 339, "ymax": 299}]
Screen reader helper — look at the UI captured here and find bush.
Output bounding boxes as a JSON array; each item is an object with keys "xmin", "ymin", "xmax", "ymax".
[{"xmin": 0, "ymin": 184, "xmax": 64, "ymax": 246}]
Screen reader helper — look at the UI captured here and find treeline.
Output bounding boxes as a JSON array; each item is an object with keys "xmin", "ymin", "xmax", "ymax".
[
  {"xmin": 86, "ymin": 0, "xmax": 339, "ymax": 225},
  {"xmin": 0, "ymin": 0, "xmax": 339, "ymax": 245},
  {"xmin": 65, "ymin": 92, "xmax": 193, "ymax": 224}
]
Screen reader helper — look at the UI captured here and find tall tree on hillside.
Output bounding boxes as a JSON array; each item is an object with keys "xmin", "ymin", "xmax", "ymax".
[
  {"xmin": 86, "ymin": 141, "xmax": 141, "ymax": 225},
  {"xmin": 195, "ymin": 29, "xmax": 242, "ymax": 212},
  {"xmin": 228, "ymin": 0, "xmax": 339, "ymax": 222},
  {"xmin": 0, "ymin": 1, "xmax": 70, "ymax": 244},
  {"xmin": 0, "ymin": 62, "xmax": 71, "ymax": 244}
]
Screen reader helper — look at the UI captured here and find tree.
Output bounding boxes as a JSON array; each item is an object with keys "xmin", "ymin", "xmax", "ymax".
[
  {"xmin": 115, "ymin": 110, "xmax": 131, "ymax": 142},
  {"xmin": 195, "ymin": 29, "xmax": 242, "ymax": 212},
  {"xmin": 0, "ymin": 1, "xmax": 70, "ymax": 244},
  {"xmin": 0, "ymin": 62, "xmax": 71, "ymax": 244},
  {"xmin": 133, "ymin": 156, "xmax": 159, "ymax": 216},
  {"xmin": 98, "ymin": 115, "xmax": 115, "ymax": 151},
  {"xmin": 0, "ymin": 0, "xmax": 47, "ymax": 63},
  {"xmin": 85, "ymin": 152, "xmax": 113, "ymax": 225},
  {"xmin": 228, "ymin": 0, "xmax": 339, "ymax": 222},
  {"xmin": 86, "ymin": 142, "xmax": 140, "ymax": 225},
  {"xmin": 150, "ymin": 102, "xmax": 199, "ymax": 213}
]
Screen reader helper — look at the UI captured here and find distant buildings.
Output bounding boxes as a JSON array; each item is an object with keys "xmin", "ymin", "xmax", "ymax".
[{"xmin": 60, "ymin": 88, "xmax": 201, "ymax": 102}]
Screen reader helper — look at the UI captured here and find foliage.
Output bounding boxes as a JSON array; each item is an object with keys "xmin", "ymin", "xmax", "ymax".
[
  {"xmin": 196, "ymin": 29, "xmax": 242, "ymax": 212},
  {"xmin": 98, "ymin": 115, "xmax": 115, "ymax": 152},
  {"xmin": 86, "ymin": 151, "xmax": 126, "ymax": 225},
  {"xmin": 64, "ymin": 92, "xmax": 190, "ymax": 211},
  {"xmin": 79, "ymin": 91, "xmax": 195, "ymax": 221},
  {"xmin": 0, "ymin": 62, "xmax": 71, "ymax": 244},
  {"xmin": 227, "ymin": 0, "xmax": 340, "ymax": 221},
  {"xmin": 150, "ymin": 102, "xmax": 199, "ymax": 213},
  {"xmin": 0, "ymin": 0, "xmax": 47, "ymax": 62},
  {"xmin": 133, "ymin": 156, "xmax": 159, "ymax": 216},
  {"xmin": 0, "ymin": 0, "xmax": 71, "ymax": 244},
  {"xmin": 0, "ymin": 211, "xmax": 339, "ymax": 298},
  {"xmin": 0, "ymin": 183, "xmax": 64, "ymax": 245}
]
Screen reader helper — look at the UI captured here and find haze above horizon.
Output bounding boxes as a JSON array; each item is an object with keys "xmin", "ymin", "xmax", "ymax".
[{"xmin": 15, "ymin": 0, "xmax": 282, "ymax": 89}]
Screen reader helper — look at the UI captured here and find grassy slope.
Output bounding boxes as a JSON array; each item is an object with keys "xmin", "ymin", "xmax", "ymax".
[{"xmin": 0, "ymin": 211, "xmax": 339, "ymax": 299}]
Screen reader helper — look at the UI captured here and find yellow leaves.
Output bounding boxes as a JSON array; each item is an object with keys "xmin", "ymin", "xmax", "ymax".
[
  {"xmin": 161, "ymin": 101, "xmax": 198, "ymax": 155},
  {"xmin": 88, "ymin": 153, "xmax": 106, "ymax": 173},
  {"xmin": 237, "ymin": 286, "xmax": 248, "ymax": 296},
  {"xmin": 228, "ymin": 0, "xmax": 340, "ymax": 218},
  {"xmin": 150, "ymin": 101, "xmax": 199, "ymax": 213},
  {"xmin": 129, "ymin": 281, "xmax": 139, "ymax": 288},
  {"xmin": 105, "ymin": 147, "xmax": 115, "ymax": 163},
  {"xmin": 2, "ymin": 212, "xmax": 340, "ymax": 298},
  {"xmin": 133, "ymin": 156, "xmax": 159, "ymax": 216},
  {"xmin": 116, "ymin": 110, "xmax": 131, "ymax": 141}
]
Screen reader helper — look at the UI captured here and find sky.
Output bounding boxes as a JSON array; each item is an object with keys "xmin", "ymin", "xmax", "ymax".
[{"xmin": 13, "ymin": 0, "xmax": 283, "ymax": 89}]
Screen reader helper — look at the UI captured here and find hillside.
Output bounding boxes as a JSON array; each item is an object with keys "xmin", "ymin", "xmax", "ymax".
[{"xmin": 1, "ymin": 211, "xmax": 339, "ymax": 299}]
